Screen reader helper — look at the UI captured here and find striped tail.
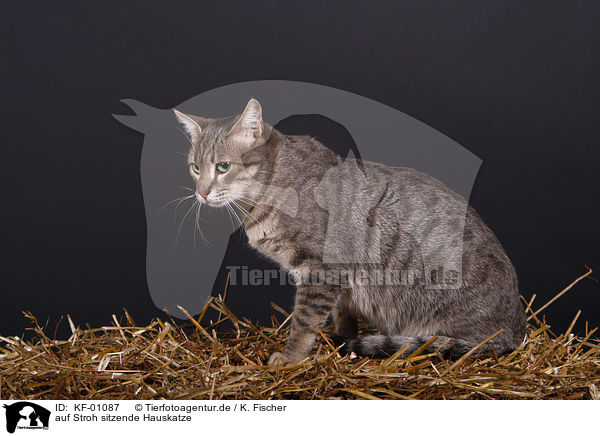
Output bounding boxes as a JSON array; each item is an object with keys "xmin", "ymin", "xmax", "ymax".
[{"xmin": 336, "ymin": 335, "xmax": 503, "ymax": 360}]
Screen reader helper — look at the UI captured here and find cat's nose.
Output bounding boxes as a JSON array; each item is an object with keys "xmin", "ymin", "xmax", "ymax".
[{"xmin": 198, "ymin": 191, "xmax": 209, "ymax": 200}]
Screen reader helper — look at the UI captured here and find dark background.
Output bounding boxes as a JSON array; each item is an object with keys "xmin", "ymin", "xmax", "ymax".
[{"xmin": 4, "ymin": 1, "xmax": 599, "ymax": 337}]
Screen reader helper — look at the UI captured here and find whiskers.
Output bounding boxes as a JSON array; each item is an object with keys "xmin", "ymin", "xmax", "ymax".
[
  {"xmin": 158, "ymin": 187, "xmax": 212, "ymax": 249},
  {"xmin": 193, "ymin": 201, "xmax": 211, "ymax": 247},
  {"xmin": 160, "ymin": 186, "xmax": 276, "ymax": 250},
  {"xmin": 231, "ymin": 201, "xmax": 260, "ymax": 228},
  {"xmin": 156, "ymin": 191, "xmax": 195, "ymax": 215},
  {"xmin": 224, "ymin": 202, "xmax": 245, "ymax": 242},
  {"xmin": 230, "ymin": 193, "xmax": 272, "ymax": 228},
  {"xmin": 173, "ymin": 199, "xmax": 213, "ymax": 248},
  {"xmin": 209, "ymin": 191, "xmax": 248, "ymax": 236}
]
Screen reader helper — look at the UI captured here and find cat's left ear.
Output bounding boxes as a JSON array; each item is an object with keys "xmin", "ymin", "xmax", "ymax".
[{"xmin": 228, "ymin": 98, "xmax": 264, "ymax": 146}]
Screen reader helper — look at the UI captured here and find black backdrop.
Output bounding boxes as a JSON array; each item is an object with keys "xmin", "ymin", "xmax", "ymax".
[{"xmin": 3, "ymin": 1, "xmax": 599, "ymax": 337}]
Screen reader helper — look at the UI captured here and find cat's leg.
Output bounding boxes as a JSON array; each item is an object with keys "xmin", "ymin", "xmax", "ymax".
[
  {"xmin": 269, "ymin": 282, "xmax": 338, "ymax": 365},
  {"xmin": 332, "ymin": 301, "xmax": 358, "ymax": 338}
]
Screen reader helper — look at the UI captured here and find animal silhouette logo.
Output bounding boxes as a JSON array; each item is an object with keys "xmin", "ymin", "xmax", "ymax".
[
  {"xmin": 2, "ymin": 402, "xmax": 50, "ymax": 433},
  {"xmin": 113, "ymin": 80, "xmax": 482, "ymax": 316}
]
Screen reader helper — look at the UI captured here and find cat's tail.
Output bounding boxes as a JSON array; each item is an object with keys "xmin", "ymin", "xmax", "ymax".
[{"xmin": 336, "ymin": 335, "xmax": 506, "ymax": 360}]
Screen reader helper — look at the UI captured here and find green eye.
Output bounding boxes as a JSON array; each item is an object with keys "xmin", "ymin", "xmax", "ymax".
[
  {"xmin": 216, "ymin": 162, "xmax": 231, "ymax": 174},
  {"xmin": 191, "ymin": 163, "xmax": 200, "ymax": 174}
]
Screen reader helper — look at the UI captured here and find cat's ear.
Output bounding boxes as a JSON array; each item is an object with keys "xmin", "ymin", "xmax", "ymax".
[
  {"xmin": 228, "ymin": 98, "xmax": 264, "ymax": 146},
  {"xmin": 173, "ymin": 109, "xmax": 202, "ymax": 143}
]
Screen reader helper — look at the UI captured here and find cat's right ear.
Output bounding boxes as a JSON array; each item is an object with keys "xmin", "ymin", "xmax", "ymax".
[{"xmin": 173, "ymin": 109, "xmax": 202, "ymax": 143}]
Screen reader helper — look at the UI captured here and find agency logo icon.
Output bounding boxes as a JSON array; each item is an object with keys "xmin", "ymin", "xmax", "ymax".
[
  {"xmin": 2, "ymin": 402, "xmax": 50, "ymax": 433},
  {"xmin": 113, "ymin": 80, "xmax": 481, "ymax": 317}
]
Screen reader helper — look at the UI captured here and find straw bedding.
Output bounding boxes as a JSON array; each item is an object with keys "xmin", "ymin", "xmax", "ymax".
[{"xmin": 1, "ymin": 269, "xmax": 598, "ymax": 400}]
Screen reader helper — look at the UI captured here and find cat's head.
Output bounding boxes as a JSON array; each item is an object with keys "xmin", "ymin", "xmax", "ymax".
[{"xmin": 173, "ymin": 99, "xmax": 272, "ymax": 207}]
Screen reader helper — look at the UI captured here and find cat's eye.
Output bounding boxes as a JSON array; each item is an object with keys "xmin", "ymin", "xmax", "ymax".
[
  {"xmin": 190, "ymin": 163, "xmax": 200, "ymax": 174},
  {"xmin": 216, "ymin": 162, "xmax": 231, "ymax": 174}
]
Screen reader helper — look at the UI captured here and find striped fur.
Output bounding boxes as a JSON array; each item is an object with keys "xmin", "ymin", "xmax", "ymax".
[{"xmin": 335, "ymin": 335, "xmax": 500, "ymax": 360}]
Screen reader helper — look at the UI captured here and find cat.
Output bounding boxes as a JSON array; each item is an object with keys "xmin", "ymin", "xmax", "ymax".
[{"xmin": 174, "ymin": 98, "xmax": 527, "ymax": 365}]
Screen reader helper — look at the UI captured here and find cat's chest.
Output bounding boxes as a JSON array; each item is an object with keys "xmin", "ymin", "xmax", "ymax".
[{"xmin": 245, "ymin": 222, "xmax": 295, "ymax": 269}]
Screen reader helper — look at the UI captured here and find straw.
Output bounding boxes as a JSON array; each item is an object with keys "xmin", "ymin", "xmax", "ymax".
[{"xmin": 0, "ymin": 269, "xmax": 597, "ymax": 400}]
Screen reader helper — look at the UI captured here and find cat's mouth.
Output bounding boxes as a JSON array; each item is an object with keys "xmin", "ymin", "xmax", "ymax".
[{"xmin": 195, "ymin": 192, "xmax": 229, "ymax": 207}]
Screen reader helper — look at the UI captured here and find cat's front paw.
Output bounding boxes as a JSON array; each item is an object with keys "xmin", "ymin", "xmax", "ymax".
[
  {"xmin": 268, "ymin": 351, "xmax": 306, "ymax": 365},
  {"xmin": 268, "ymin": 352, "xmax": 289, "ymax": 366}
]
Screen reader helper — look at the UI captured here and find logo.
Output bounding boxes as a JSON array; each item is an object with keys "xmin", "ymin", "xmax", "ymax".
[
  {"xmin": 2, "ymin": 402, "xmax": 50, "ymax": 433},
  {"xmin": 113, "ymin": 80, "xmax": 481, "ymax": 317}
]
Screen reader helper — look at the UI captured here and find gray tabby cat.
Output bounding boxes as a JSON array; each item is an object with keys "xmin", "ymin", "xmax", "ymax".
[{"xmin": 174, "ymin": 99, "xmax": 527, "ymax": 365}]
